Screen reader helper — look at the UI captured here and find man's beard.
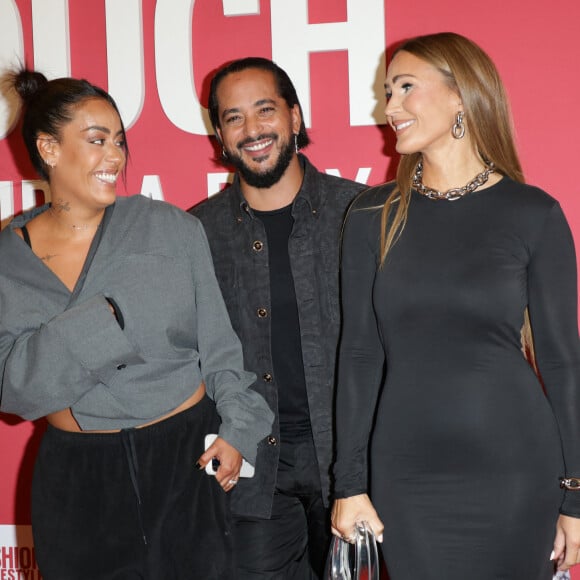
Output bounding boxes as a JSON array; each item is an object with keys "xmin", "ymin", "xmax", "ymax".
[{"xmin": 226, "ymin": 133, "xmax": 295, "ymax": 189}]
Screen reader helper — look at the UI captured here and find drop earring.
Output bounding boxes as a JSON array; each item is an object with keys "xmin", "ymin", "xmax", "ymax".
[{"xmin": 452, "ymin": 111, "xmax": 465, "ymax": 139}]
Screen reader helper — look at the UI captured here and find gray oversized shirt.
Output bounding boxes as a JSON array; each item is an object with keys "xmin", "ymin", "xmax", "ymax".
[{"xmin": 0, "ymin": 195, "xmax": 273, "ymax": 463}]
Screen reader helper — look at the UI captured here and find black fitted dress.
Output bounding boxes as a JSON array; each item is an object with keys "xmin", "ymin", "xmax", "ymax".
[{"xmin": 334, "ymin": 178, "xmax": 580, "ymax": 579}]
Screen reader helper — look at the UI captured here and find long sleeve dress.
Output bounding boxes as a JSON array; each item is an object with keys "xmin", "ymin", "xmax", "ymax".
[{"xmin": 334, "ymin": 177, "xmax": 580, "ymax": 580}]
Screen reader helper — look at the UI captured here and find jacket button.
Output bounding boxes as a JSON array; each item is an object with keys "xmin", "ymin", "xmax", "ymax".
[
  {"xmin": 116, "ymin": 363, "xmax": 127, "ymax": 370},
  {"xmin": 257, "ymin": 307, "xmax": 268, "ymax": 318},
  {"xmin": 263, "ymin": 373, "xmax": 273, "ymax": 382},
  {"xmin": 267, "ymin": 436, "xmax": 278, "ymax": 446},
  {"xmin": 253, "ymin": 240, "xmax": 263, "ymax": 252}
]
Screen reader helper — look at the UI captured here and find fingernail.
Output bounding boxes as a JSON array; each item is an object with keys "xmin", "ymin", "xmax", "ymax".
[
  {"xmin": 378, "ymin": 534, "xmax": 383, "ymax": 543},
  {"xmin": 550, "ymin": 550, "xmax": 555, "ymax": 561}
]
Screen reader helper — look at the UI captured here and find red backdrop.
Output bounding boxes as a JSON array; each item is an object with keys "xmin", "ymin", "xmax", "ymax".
[{"xmin": 1, "ymin": 0, "xmax": 579, "ymax": 577}]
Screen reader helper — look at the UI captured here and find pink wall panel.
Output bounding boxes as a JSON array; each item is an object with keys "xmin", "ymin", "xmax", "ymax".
[{"xmin": 1, "ymin": 0, "xmax": 579, "ymax": 577}]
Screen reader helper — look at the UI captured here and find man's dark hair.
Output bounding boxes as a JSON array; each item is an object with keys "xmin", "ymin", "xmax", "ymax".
[{"xmin": 208, "ymin": 57, "xmax": 310, "ymax": 150}]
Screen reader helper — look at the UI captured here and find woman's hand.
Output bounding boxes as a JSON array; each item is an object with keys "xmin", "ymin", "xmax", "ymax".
[
  {"xmin": 331, "ymin": 494, "xmax": 384, "ymax": 543},
  {"xmin": 553, "ymin": 514, "xmax": 580, "ymax": 571},
  {"xmin": 196, "ymin": 436, "xmax": 242, "ymax": 492}
]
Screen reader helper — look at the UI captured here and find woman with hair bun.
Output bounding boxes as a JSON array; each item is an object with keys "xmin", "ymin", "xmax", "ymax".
[
  {"xmin": 331, "ymin": 32, "xmax": 580, "ymax": 578},
  {"xmin": 0, "ymin": 69, "xmax": 273, "ymax": 579}
]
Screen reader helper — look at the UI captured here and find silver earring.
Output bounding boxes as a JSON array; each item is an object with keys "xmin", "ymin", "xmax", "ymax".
[
  {"xmin": 222, "ymin": 146, "xmax": 228, "ymax": 161},
  {"xmin": 294, "ymin": 134, "xmax": 299, "ymax": 154},
  {"xmin": 452, "ymin": 111, "xmax": 465, "ymax": 139}
]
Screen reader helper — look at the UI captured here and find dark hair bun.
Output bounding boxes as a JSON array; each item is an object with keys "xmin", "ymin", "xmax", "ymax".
[{"xmin": 12, "ymin": 69, "xmax": 49, "ymax": 104}]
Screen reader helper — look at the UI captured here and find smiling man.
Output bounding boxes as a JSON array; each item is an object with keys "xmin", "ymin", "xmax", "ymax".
[{"xmin": 190, "ymin": 58, "xmax": 365, "ymax": 579}]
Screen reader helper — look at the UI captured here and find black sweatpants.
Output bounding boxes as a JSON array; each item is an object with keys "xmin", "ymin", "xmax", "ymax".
[{"xmin": 31, "ymin": 396, "xmax": 234, "ymax": 580}]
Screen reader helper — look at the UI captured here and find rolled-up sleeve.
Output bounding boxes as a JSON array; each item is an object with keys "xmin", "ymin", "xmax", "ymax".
[
  {"xmin": 0, "ymin": 293, "xmax": 143, "ymax": 420},
  {"xmin": 188, "ymin": 217, "xmax": 274, "ymax": 464}
]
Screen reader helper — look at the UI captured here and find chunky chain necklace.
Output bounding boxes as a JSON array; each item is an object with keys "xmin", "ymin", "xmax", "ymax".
[{"xmin": 413, "ymin": 160, "xmax": 495, "ymax": 201}]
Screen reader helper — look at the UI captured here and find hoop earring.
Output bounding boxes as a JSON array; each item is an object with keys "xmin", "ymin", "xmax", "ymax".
[
  {"xmin": 294, "ymin": 134, "xmax": 299, "ymax": 154},
  {"xmin": 222, "ymin": 146, "xmax": 228, "ymax": 161},
  {"xmin": 452, "ymin": 111, "xmax": 465, "ymax": 139}
]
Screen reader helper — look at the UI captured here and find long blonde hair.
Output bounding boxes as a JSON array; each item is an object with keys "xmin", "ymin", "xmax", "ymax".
[{"xmin": 379, "ymin": 32, "xmax": 534, "ymax": 363}]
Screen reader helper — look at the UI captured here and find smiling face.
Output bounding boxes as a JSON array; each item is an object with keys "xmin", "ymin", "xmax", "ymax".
[
  {"xmin": 385, "ymin": 50, "xmax": 462, "ymax": 157},
  {"xmin": 215, "ymin": 68, "xmax": 301, "ymax": 188},
  {"xmin": 39, "ymin": 97, "xmax": 126, "ymax": 210}
]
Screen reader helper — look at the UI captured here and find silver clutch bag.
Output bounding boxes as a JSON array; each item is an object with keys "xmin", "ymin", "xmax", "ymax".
[{"xmin": 326, "ymin": 521, "xmax": 380, "ymax": 580}]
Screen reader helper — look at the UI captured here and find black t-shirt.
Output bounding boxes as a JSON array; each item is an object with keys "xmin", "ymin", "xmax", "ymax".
[{"xmin": 253, "ymin": 204, "xmax": 311, "ymax": 438}]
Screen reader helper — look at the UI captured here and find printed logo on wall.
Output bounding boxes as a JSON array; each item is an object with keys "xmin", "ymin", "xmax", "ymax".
[{"xmin": 0, "ymin": 525, "xmax": 42, "ymax": 579}]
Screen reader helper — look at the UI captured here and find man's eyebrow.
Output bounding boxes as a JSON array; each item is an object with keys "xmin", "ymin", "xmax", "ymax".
[
  {"xmin": 221, "ymin": 98, "xmax": 278, "ymax": 118},
  {"xmin": 254, "ymin": 98, "xmax": 277, "ymax": 107},
  {"xmin": 221, "ymin": 107, "xmax": 240, "ymax": 119}
]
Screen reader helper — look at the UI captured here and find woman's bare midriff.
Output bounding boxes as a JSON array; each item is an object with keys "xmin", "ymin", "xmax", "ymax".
[{"xmin": 45, "ymin": 383, "xmax": 206, "ymax": 433}]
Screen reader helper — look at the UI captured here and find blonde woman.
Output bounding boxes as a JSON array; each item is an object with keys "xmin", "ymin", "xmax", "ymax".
[{"xmin": 331, "ymin": 32, "xmax": 580, "ymax": 579}]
